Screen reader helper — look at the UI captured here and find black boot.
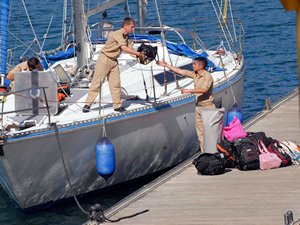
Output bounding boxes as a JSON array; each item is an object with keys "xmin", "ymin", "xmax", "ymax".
[
  {"xmin": 114, "ymin": 107, "xmax": 126, "ymax": 113},
  {"xmin": 82, "ymin": 105, "xmax": 91, "ymax": 113}
]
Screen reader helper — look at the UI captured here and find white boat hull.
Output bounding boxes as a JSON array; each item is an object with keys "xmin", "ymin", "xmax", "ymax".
[{"xmin": 0, "ymin": 63, "xmax": 244, "ymax": 209}]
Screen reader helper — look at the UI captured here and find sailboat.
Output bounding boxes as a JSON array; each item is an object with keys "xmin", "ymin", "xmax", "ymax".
[{"xmin": 0, "ymin": 0, "xmax": 245, "ymax": 210}]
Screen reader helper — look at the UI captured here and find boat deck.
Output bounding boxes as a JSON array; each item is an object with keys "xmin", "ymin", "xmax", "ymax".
[
  {"xmin": 94, "ymin": 89, "xmax": 300, "ymax": 225},
  {"xmin": 3, "ymin": 49, "xmax": 243, "ymax": 132}
]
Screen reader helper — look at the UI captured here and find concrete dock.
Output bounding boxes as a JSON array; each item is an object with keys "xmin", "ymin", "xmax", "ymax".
[{"xmin": 98, "ymin": 90, "xmax": 299, "ymax": 225}]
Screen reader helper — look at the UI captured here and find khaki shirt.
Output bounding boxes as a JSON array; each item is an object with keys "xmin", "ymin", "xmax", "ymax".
[
  {"xmin": 101, "ymin": 28, "xmax": 132, "ymax": 60},
  {"xmin": 8, "ymin": 61, "xmax": 29, "ymax": 80},
  {"xmin": 181, "ymin": 69, "xmax": 214, "ymax": 106}
]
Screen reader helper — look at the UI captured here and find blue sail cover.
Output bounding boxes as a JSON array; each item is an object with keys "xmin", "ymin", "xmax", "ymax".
[
  {"xmin": 1, "ymin": 0, "xmax": 11, "ymax": 87},
  {"xmin": 40, "ymin": 47, "xmax": 75, "ymax": 69}
]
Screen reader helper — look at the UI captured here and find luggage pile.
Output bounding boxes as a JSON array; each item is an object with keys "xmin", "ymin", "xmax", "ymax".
[{"xmin": 193, "ymin": 116, "xmax": 300, "ymax": 175}]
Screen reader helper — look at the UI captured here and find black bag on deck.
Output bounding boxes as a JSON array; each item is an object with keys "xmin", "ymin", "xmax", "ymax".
[
  {"xmin": 217, "ymin": 139, "xmax": 237, "ymax": 168},
  {"xmin": 137, "ymin": 44, "xmax": 158, "ymax": 65},
  {"xmin": 247, "ymin": 132, "xmax": 271, "ymax": 147},
  {"xmin": 234, "ymin": 137, "xmax": 260, "ymax": 170},
  {"xmin": 193, "ymin": 153, "xmax": 225, "ymax": 175}
]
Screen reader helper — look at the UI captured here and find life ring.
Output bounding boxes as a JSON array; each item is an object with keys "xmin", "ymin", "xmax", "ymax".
[{"xmin": 212, "ymin": 48, "xmax": 227, "ymax": 58}]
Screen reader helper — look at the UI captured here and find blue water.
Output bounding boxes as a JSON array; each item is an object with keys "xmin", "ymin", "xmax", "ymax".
[{"xmin": 2, "ymin": 0, "xmax": 298, "ymax": 224}]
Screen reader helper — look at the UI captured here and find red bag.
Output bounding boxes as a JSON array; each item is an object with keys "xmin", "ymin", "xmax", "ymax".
[{"xmin": 267, "ymin": 139, "xmax": 292, "ymax": 167}]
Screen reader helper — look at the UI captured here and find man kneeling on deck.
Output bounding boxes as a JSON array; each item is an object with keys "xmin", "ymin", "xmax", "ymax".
[
  {"xmin": 6, "ymin": 57, "xmax": 44, "ymax": 91},
  {"xmin": 83, "ymin": 17, "xmax": 144, "ymax": 113},
  {"xmin": 157, "ymin": 57, "xmax": 215, "ymax": 151}
]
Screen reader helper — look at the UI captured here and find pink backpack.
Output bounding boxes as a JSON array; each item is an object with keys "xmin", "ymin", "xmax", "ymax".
[
  {"xmin": 223, "ymin": 116, "xmax": 247, "ymax": 141},
  {"xmin": 258, "ymin": 140, "xmax": 282, "ymax": 170}
]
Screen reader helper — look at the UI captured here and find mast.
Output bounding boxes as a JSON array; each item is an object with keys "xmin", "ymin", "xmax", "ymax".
[
  {"xmin": 73, "ymin": 0, "xmax": 89, "ymax": 69},
  {"xmin": 0, "ymin": 0, "xmax": 9, "ymax": 87},
  {"xmin": 137, "ymin": 0, "xmax": 145, "ymax": 31},
  {"xmin": 62, "ymin": 0, "xmax": 68, "ymax": 50}
]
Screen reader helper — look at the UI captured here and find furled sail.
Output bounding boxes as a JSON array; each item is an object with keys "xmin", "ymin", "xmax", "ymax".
[{"xmin": 0, "ymin": 0, "xmax": 9, "ymax": 84}]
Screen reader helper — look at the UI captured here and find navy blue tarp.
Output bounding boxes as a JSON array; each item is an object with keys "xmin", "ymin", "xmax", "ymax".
[
  {"xmin": 128, "ymin": 34, "xmax": 221, "ymax": 71},
  {"xmin": 40, "ymin": 47, "xmax": 75, "ymax": 69}
]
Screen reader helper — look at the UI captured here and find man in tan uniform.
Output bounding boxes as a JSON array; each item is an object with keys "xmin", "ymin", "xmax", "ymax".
[
  {"xmin": 83, "ymin": 17, "xmax": 143, "ymax": 113},
  {"xmin": 157, "ymin": 57, "xmax": 215, "ymax": 151},
  {"xmin": 6, "ymin": 57, "xmax": 43, "ymax": 90}
]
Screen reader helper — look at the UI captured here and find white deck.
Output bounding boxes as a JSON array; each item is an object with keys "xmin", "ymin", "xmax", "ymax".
[{"xmin": 3, "ymin": 47, "xmax": 242, "ymax": 134}]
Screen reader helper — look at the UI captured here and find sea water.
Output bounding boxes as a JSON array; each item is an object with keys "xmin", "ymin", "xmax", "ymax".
[{"xmin": 1, "ymin": 0, "xmax": 297, "ymax": 224}]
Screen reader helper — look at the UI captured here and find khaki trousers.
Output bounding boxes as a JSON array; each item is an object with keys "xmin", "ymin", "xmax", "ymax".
[
  {"xmin": 85, "ymin": 53, "xmax": 122, "ymax": 109},
  {"xmin": 195, "ymin": 103, "xmax": 216, "ymax": 151}
]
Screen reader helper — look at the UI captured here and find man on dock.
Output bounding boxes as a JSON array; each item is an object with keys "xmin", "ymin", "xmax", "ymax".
[
  {"xmin": 83, "ymin": 17, "xmax": 144, "ymax": 113},
  {"xmin": 157, "ymin": 57, "xmax": 215, "ymax": 151}
]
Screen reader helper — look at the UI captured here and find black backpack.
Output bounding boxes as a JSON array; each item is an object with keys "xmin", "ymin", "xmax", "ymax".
[
  {"xmin": 234, "ymin": 137, "xmax": 260, "ymax": 170},
  {"xmin": 193, "ymin": 153, "xmax": 226, "ymax": 175},
  {"xmin": 137, "ymin": 43, "xmax": 158, "ymax": 65}
]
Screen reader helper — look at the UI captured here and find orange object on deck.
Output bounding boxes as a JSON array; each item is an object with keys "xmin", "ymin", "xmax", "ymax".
[{"xmin": 57, "ymin": 92, "xmax": 66, "ymax": 102}]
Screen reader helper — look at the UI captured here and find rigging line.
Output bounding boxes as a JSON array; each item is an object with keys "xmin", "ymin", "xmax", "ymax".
[
  {"xmin": 139, "ymin": 64, "xmax": 150, "ymax": 102},
  {"xmin": 154, "ymin": 0, "xmax": 165, "ymax": 59},
  {"xmin": 68, "ymin": 0, "xmax": 74, "ymax": 34},
  {"xmin": 20, "ymin": 0, "xmax": 42, "ymax": 53},
  {"xmin": 214, "ymin": 0, "xmax": 234, "ymax": 44},
  {"xmin": 62, "ymin": 0, "xmax": 68, "ymax": 47},
  {"xmin": 154, "ymin": 0, "xmax": 179, "ymax": 89},
  {"xmin": 20, "ymin": 40, "xmax": 36, "ymax": 58},
  {"xmin": 53, "ymin": 124, "xmax": 89, "ymax": 215},
  {"xmin": 218, "ymin": 54, "xmax": 237, "ymax": 104},
  {"xmin": 228, "ymin": 0, "xmax": 237, "ymax": 42},
  {"xmin": 70, "ymin": 0, "xmax": 76, "ymax": 65},
  {"xmin": 210, "ymin": 0, "xmax": 231, "ymax": 50},
  {"xmin": 87, "ymin": 0, "xmax": 91, "ymax": 14},
  {"xmin": 154, "ymin": 0, "xmax": 168, "ymax": 94},
  {"xmin": 126, "ymin": 0, "xmax": 131, "ymax": 17},
  {"xmin": 8, "ymin": 9, "xmax": 23, "ymax": 51},
  {"xmin": 102, "ymin": 117, "xmax": 107, "ymax": 137},
  {"xmin": 8, "ymin": 0, "xmax": 12, "ymax": 23},
  {"xmin": 7, "ymin": 38, "xmax": 34, "ymax": 51},
  {"xmin": 41, "ymin": 0, "xmax": 59, "ymax": 51}
]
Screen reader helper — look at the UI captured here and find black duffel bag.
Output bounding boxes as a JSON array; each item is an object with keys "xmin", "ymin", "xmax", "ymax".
[
  {"xmin": 137, "ymin": 43, "xmax": 158, "ymax": 65},
  {"xmin": 193, "ymin": 153, "xmax": 225, "ymax": 175},
  {"xmin": 247, "ymin": 131, "xmax": 271, "ymax": 147}
]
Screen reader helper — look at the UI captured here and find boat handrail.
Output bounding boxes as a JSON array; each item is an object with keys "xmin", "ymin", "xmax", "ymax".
[
  {"xmin": 2, "ymin": 86, "xmax": 48, "ymax": 97},
  {"xmin": 89, "ymin": 24, "xmax": 207, "ymax": 50},
  {"xmin": 89, "ymin": 22, "xmax": 245, "ymax": 52}
]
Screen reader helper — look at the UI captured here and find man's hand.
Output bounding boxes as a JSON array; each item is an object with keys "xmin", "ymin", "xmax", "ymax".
[
  {"xmin": 156, "ymin": 60, "xmax": 168, "ymax": 67},
  {"xmin": 138, "ymin": 52, "xmax": 145, "ymax": 61},
  {"xmin": 181, "ymin": 88, "xmax": 191, "ymax": 94}
]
